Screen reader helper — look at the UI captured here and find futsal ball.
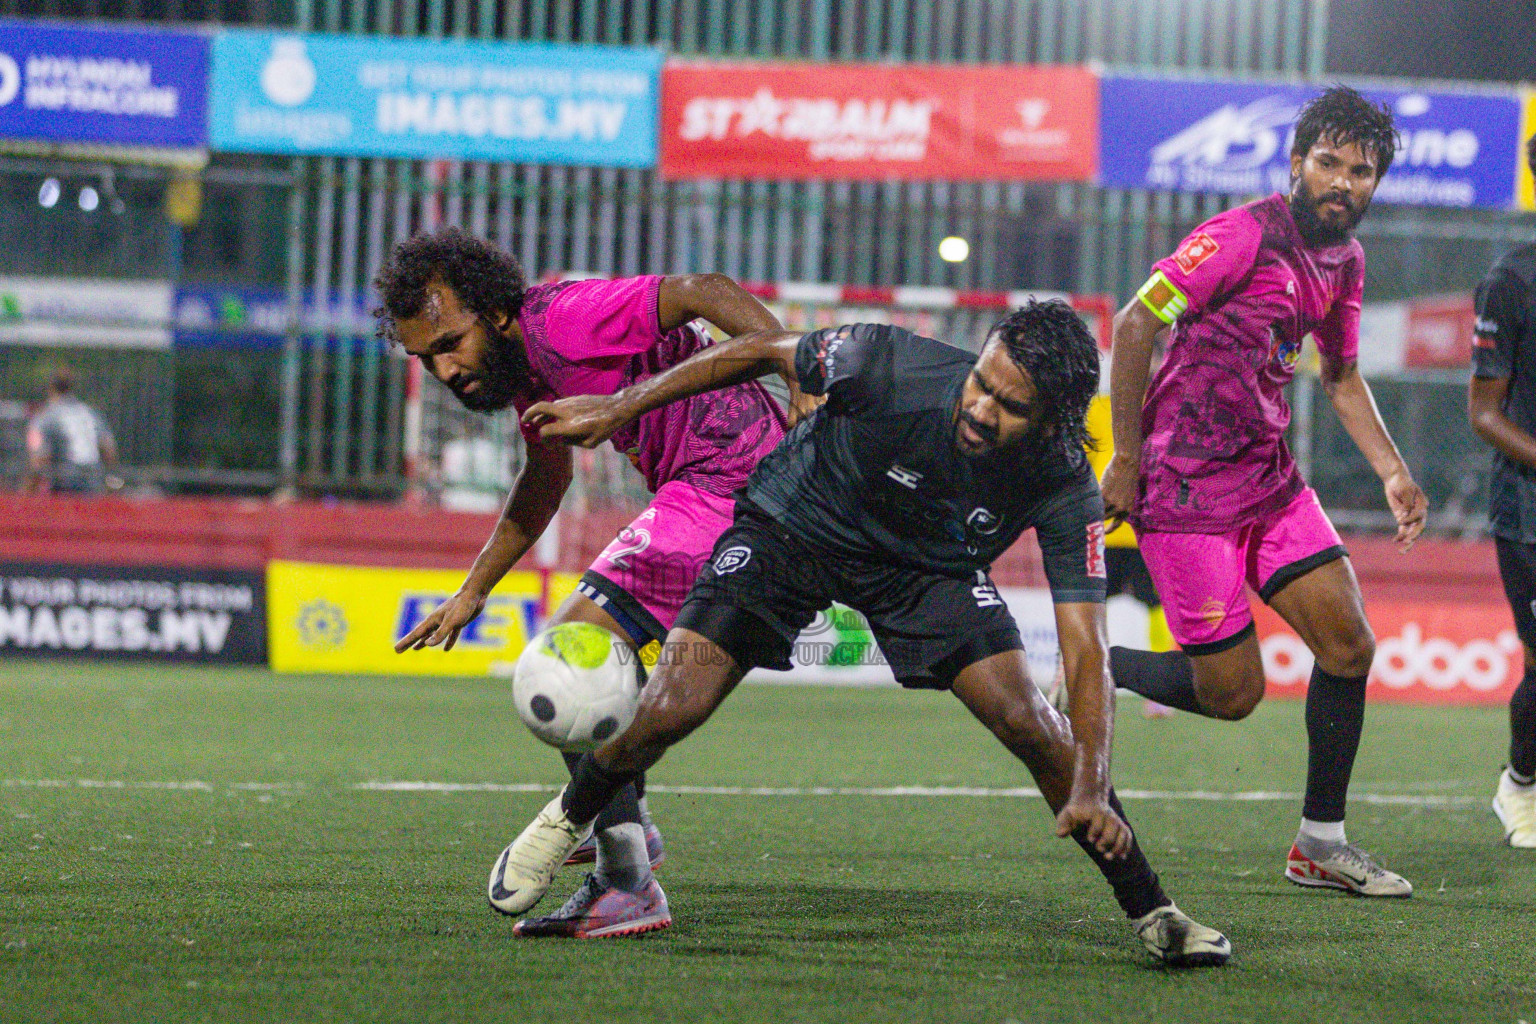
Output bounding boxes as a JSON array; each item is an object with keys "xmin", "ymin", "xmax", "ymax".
[{"xmin": 512, "ymin": 622, "xmax": 642, "ymax": 752}]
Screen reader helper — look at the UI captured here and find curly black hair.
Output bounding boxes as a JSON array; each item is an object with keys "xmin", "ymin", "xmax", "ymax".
[
  {"xmin": 991, "ymin": 298, "xmax": 1100, "ymax": 457},
  {"xmin": 372, "ymin": 227, "xmax": 526, "ymax": 344},
  {"xmin": 1291, "ymin": 85, "xmax": 1398, "ymax": 179}
]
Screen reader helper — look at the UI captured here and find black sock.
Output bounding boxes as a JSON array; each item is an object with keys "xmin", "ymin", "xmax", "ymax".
[
  {"xmin": 1303, "ymin": 665, "xmax": 1368, "ymax": 822},
  {"xmin": 1109, "ymin": 647, "xmax": 1204, "ymax": 715},
  {"xmin": 1073, "ymin": 790, "xmax": 1169, "ymax": 920},
  {"xmin": 561, "ymin": 751, "xmax": 641, "ymax": 831},
  {"xmin": 633, "ymin": 772, "xmax": 647, "ymax": 802},
  {"xmin": 1511, "ymin": 666, "xmax": 1536, "ymax": 780},
  {"xmin": 562, "ymin": 754, "xmax": 639, "ymax": 826}
]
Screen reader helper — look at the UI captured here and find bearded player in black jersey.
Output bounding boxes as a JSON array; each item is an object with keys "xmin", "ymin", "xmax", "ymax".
[{"xmin": 488, "ymin": 300, "xmax": 1230, "ymax": 966}]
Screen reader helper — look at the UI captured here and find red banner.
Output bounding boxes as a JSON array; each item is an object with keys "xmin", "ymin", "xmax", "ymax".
[
  {"xmin": 1257, "ymin": 601, "xmax": 1521, "ymax": 705},
  {"xmin": 660, "ymin": 61, "xmax": 1098, "ymax": 181}
]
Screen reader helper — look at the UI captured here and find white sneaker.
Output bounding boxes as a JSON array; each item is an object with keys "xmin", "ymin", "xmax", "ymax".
[
  {"xmin": 1492, "ymin": 769, "xmax": 1536, "ymax": 849},
  {"xmin": 1133, "ymin": 903, "xmax": 1231, "ymax": 967},
  {"xmin": 488, "ymin": 791, "xmax": 593, "ymax": 916},
  {"xmin": 1285, "ymin": 839, "xmax": 1413, "ymax": 897}
]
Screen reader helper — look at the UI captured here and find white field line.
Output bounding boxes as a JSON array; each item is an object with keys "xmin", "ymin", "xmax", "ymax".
[{"xmin": 0, "ymin": 777, "xmax": 1483, "ymax": 808}]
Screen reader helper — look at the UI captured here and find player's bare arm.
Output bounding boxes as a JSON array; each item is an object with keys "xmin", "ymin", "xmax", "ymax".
[
  {"xmin": 1052, "ymin": 600, "xmax": 1132, "ymax": 859},
  {"xmin": 1470, "ymin": 375, "xmax": 1536, "ymax": 472},
  {"xmin": 523, "ymin": 328, "xmax": 803, "ymax": 447},
  {"xmin": 658, "ymin": 273, "xmax": 821, "ymax": 425},
  {"xmin": 1101, "ymin": 296, "xmax": 1165, "ymax": 531},
  {"xmin": 396, "ymin": 437, "xmax": 573, "ymax": 653},
  {"xmin": 1318, "ymin": 352, "xmax": 1427, "ymax": 551}
]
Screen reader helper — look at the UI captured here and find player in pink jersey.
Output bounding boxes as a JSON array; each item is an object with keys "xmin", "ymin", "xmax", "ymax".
[
  {"xmin": 374, "ymin": 229, "xmax": 792, "ymax": 936},
  {"xmin": 1100, "ymin": 87, "xmax": 1428, "ymax": 897}
]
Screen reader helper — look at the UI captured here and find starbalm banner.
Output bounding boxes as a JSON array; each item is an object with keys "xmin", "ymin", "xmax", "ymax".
[
  {"xmin": 660, "ymin": 60, "xmax": 1098, "ymax": 181},
  {"xmin": 209, "ymin": 29, "xmax": 660, "ymax": 166}
]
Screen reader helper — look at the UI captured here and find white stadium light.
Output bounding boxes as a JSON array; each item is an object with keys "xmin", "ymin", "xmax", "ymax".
[
  {"xmin": 38, "ymin": 178, "xmax": 60, "ymax": 208},
  {"xmin": 78, "ymin": 186, "xmax": 100, "ymax": 213},
  {"xmin": 938, "ymin": 235, "xmax": 970, "ymax": 263}
]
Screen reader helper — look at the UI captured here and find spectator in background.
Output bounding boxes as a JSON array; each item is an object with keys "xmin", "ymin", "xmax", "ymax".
[{"xmin": 25, "ymin": 369, "xmax": 117, "ymax": 495}]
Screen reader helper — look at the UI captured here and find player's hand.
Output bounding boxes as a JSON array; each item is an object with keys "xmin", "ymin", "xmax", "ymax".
[
  {"xmin": 395, "ymin": 588, "xmax": 486, "ymax": 653},
  {"xmin": 1383, "ymin": 469, "xmax": 1427, "ymax": 552},
  {"xmin": 521, "ymin": 394, "xmax": 632, "ymax": 448},
  {"xmin": 1054, "ymin": 794, "xmax": 1133, "ymax": 860},
  {"xmin": 1099, "ymin": 452, "xmax": 1140, "ymax": 534}
]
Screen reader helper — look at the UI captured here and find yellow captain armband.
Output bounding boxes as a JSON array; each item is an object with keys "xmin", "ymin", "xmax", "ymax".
[{"xmin": 1136, "ymin": 270, "xmax": 1188, "ymax": 325}]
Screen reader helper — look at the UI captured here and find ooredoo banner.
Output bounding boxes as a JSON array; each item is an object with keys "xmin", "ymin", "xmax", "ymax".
[
  {"xmin": 1100, "ymin": 75, "xmax": 1522, "ymax": 209},
  {"xmin": 0, "ymin": 562, "xmax": 265, "ymax": 664},
  {"xmin": 0, "ymin": 19, "xmax": 208, "ymax": 150},
  {"xmin": 1256, "ymin": 602, "xmax": 1520, "ymax": 705},
  {"xmin": 660, "ymin": 61, "xmax": 1097, "ymax": 181},
  {"xmin": 209, "ymin": 29, "xmax": 660, "ymax": 166}
]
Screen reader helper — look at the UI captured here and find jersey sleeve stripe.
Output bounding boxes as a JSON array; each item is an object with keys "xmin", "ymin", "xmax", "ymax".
[{"xmin": 1136, "ymin": 270, "xmax": 1187, "ymax": 325}]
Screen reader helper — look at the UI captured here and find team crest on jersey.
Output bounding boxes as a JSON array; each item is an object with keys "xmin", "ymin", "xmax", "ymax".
[
  {"xmin": 966, "ymin": 507, "xmax": 1001, "ymax": 536},
  {"xmin": 713, "ymin": 545, "xmax": 752, "ymax": 574},
  {"xmin": 1198, "ymin": 597, "xmax": 1226, "ymax": 627},
  {"xmin": 1272, "ymin": 325, "xmax": 1303, "ymax": 371},
  {"xmin": 1173, "ymin": 232, "xmax": 1220, "ymax": 274},
  {"xmin": 1085, "ymin": 523, "xmax": 1106, "ymax": 579}
]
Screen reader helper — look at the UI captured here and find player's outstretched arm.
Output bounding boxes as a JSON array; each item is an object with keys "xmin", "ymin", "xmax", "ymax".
[
  {"xmin": 1320, "ymin": 354, "xmax": 1427, "ymax": 551},
  {"xmin": 1101, "ymin": 296, "xmax": 1165, "ymax": 532},
  {"xmin": 395, "ymin": 438, "xmax": 573, "ymax": 653},
  {"xmin": 1470, "ymin": 375, "xmax": 1536, "ymax": 471},
  {"xmin": 658, "ymin": 272, "xmax": 822, "ymax": 426},
  {"xmin": 657, "ymin": 272, "xmax": 781, "ymax": 337},
  {"xmin": 522, "ymin": 329, "xmax": 804, "ymax": 448},
  {"xmin": 1051, "ymin": 601, "xmax": 1132, "ymax": 860}
]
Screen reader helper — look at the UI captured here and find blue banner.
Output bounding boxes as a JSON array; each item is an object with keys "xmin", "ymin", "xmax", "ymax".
[
  {"xmin": 0, "ymin": 20, "xmax": 208, "ymax": 149},
  {"xmin": 209, "ymin": 29, "xmax": 660, "ymax": 166},
  {"xmin": 173, "ymin": 284, "xmax": 375, "ymax": 350},
  {"xmin": 1100, "ymin": 76, "xmax": 1522, "ymax": 209}
]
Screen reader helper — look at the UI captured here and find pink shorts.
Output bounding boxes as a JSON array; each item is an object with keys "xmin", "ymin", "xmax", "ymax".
[
  {"xmin": 578, "ymin": 480, "xmax": 738, "ymax": 644},
  {"xmin": 1138, "ymin": 487, "xmax": 1346, "ymax": 654}
]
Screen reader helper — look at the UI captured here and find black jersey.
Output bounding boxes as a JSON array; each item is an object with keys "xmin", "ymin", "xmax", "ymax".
[
  {"xmin": 1472, "ymin": 242, "xmax": 1536, "ymax": 543},
  {"xmin": 742, "ymin": 323, "xmax": 1107, "ymax": 604}
]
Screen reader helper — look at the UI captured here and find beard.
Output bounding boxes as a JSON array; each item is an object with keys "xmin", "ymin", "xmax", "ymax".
[
  {"xmin": 1289, "ymin": 176, "xmax": 1368, "ymax": 248},
  {"xmin": 954, "ymin": 410, "xmax": 1054, "ymax": 465},
  {"xmin": 453, "ymin": 318, "xmax": 530, "ymax": 413}
]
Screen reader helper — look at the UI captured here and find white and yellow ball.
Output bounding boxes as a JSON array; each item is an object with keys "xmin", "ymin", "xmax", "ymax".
[{"xmin": 512, "ymin": 622, "xmax": 641, "ymax": 752}]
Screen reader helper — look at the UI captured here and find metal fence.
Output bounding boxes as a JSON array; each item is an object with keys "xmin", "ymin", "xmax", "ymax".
[{"xmin": 0, "ymin": 0, "xmax": 1527, "ymax": 533}]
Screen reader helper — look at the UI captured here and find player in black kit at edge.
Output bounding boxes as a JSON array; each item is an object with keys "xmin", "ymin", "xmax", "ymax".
[{"xmin": 487, "ymin": 300, "xmax": 1231, "ymax": 966}]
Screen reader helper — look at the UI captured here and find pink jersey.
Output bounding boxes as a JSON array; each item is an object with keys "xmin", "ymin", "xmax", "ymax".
[
  {"xmin": 1132, "ymin": 193, "xmax": 1363, "ymax": 533},
  {"xmin": 514, "ymin": 275, "xmax": 786, "ymax": 497}
]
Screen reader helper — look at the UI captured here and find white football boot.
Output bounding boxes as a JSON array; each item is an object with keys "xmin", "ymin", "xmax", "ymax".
[
  {"xmin": 1285, "ymin": 838, "xmax": 1413, "ymax": 897},
  {"xmin": 1492, "ymin": 769, "xmax": 1536, "ymax": 849},
  {"xmin": 488, "ymin": 790, "xmax": 593, "ymax": 916},
  {"xmin": 1133, "ymin": 904, "xmax": 1231, "ymax": 967}
]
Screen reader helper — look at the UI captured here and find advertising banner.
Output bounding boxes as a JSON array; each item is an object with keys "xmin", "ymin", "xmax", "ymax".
[
  {"xmin": 268, "ymin": 560, "xmax": 580, "ymax": 676},
  {"xmin": 660, "ymin": 61, "xmax": 1097, "ymax": 181},
  {"xmin": 209, "ymin": 29, "xmax": 660, "ymax": 166},
  {"xmin": 0, "ymin": 20, "xmax": 207, "ymax": 150},
  {"xmin": 0, "ymin": 562, "xmax": 265, "ymax": 664},
  {"xmin": 1519, "ymin": 88, "xmax": 1535, "ymax": 212},
  {"xmin": 172, "ymin": 284, "xmax": 373, "ymax": 350},
  {"xmin": 1257, "ymin": 601, "xmax": 1520, "ymax": 705},
  {"xmin": 0, "ymin": 275, "xmax": 172, "ymax": 349},
  {"xmin": 1100, "ymin": 75, "xmax": 1521, "ymax": 209}
]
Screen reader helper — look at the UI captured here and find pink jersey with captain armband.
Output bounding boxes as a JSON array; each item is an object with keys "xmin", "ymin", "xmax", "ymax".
[
  {"xmin": 1132, "ymin": 192, "xmax": 1364, "ymax": 534},
  {"xmin": 513, "ymin": 275, "xmax": 786, "ymax": 497}
]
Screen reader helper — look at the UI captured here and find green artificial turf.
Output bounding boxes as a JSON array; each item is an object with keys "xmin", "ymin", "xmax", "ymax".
[{"xmin": 1, "ymin": 659, "xmax": 1533, "ymax": 1023}]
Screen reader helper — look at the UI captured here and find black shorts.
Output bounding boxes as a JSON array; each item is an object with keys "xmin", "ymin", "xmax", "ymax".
[
  {"xmin": 1496, "ymin": 536, "xmax": 1536, "ymax": 651},
  {"xmin": 673, "ymin": 503, "xmax": 1023, "ymax": 690}
]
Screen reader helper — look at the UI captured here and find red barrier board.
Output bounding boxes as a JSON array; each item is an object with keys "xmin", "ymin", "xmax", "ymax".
[
  {"xmin": 660, "ymin": 61, "xmax": 1098, "ymax": 181},
  {"xmin": 1257, "ymin": 601, "xmax": 1520, "ymax": 705}
]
